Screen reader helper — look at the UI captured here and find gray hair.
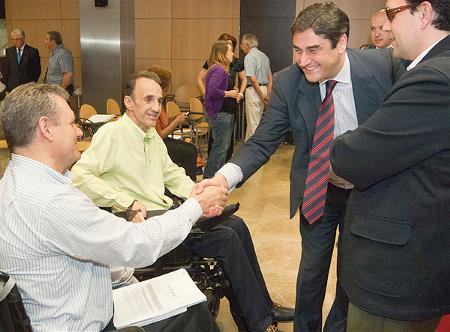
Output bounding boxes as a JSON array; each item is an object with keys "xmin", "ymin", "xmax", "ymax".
[
  {"xmin": 11, "ymin": 29, "xmax": 25, "ymax": 38},
  {"xmin": 0, "ymin": 83, "xmax": 69, "ymax": 151},
  {"xmin": 47, "ymin": 31, "xmax": 63, "ymax": 45},
  {"xmin": 241, "ymin": 33, "xmax": 259, "ymax": 48}
]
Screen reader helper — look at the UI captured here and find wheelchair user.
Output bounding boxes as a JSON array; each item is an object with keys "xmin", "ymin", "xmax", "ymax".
[
  {"xmin": 0, "ymin": 83, "xmax": 224, "ymax": 331},
  {"xmin": 72, "ymin": 71, "xmax": 294, "ymax": 332}
]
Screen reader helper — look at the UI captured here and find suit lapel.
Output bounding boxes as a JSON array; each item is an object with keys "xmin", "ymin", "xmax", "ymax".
[
  {"xmin": 296, "ymin": 72, "xmax": 321, "ymax": 139},
  {"xmin": 348, "ymin": 50, "xmax": 381, "ymax": 124},
  {"xmin": 421, "ymin": 35, "xmax": 450, "ymax": 63}
]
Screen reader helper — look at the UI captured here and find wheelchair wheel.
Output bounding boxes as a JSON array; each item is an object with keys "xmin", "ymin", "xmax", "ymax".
[{"xmin": 204, "ymin": 288, "xmax": 221, "ymax": 319}]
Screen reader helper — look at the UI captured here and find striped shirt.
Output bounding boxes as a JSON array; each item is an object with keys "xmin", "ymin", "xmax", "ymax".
[{"xmin": 0, "ymin": 154, "xmax": 202, "ymax": 331}]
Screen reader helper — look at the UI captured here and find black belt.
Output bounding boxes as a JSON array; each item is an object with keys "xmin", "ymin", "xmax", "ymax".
[{"xmin": 247, "ymin": 83, "xmax": 267, "ymax": 87}]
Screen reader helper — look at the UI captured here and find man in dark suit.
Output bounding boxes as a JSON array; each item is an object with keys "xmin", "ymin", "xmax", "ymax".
[
  {"xmin": 198, "ymin": 3, "xmax": 396, "ymax": 332},
  {"xmin": 2, "ymin": 29, "xmax": 41, "ymax": 92},
  {"xmin": 331, "ymin": 0, "xmax": 450, "ymax": 331}
]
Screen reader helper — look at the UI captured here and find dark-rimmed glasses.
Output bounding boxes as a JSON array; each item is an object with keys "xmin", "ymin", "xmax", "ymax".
[{"xmin": 385, "ymin": 4, "xmax": 417, "ymax": 22}]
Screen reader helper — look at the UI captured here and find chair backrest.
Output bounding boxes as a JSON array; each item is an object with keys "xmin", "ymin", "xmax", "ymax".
[
  {"xmin": 106, "ymin": 98, "xmax": 121, "ymax": 116},
  {"xmin": 166, "ymin": 101, "xmax": 181, "ymax": 119},
  {"xmin": 79, "ymin": 104, "xmax": 97, "ymax": 120},
  {"xmin": 0, "ymin": 271, "xmax": 32, "ymax": 332},
  {"xmin": 189, "ymin": 97, "xmax": 204, "ymax": 122},
  {"xmin": 174, "ymin": 84, "xmax": 200, "ymax": 112}
]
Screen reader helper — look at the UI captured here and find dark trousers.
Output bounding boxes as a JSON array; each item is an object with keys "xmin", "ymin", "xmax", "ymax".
[
  {"xmin": 294, "ymin": 183, "xmax": 350, "ymax": 332},
  {"xmin": 163, "ymin": 137, "xmax": 197, "ymax": 181},
  {"xmin": 186, "ymin": 215, "xmax": 273, "ymax": 332}
]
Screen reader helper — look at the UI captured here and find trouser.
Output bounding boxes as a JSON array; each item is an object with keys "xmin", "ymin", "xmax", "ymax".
[
  {"xmin": 347, "ymin": 303, "xmax": 441, "ymax": 332},
  {"xmin": 295, "ymin": 183, "xmax": 351, "ymax": 332},
  {"xmin": 204, "ymin": 112, "xmax": 234, "ymax": 178},
  {"xmin": 186, "ymin": 215, "xmax": 273, "ymax": 332},
  {"xmin": 163, "ymin": 137, "xmax": 197, "ymax": 181},
  {"xmin": 244, "ymin": 86, "xmax": 267, "ymax": 141}
]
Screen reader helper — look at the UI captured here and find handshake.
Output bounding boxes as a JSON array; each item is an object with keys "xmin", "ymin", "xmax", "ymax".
[
  {"xmin": 127, "ymin": 174, "xmax": 229, "ymax": 223},
  {"xmin": 190, "ymin": 174, "xmax": 230, "ymax": 218}
]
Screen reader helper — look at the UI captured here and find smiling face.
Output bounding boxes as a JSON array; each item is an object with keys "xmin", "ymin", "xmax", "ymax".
[
  {"xmin": 293, "ymin": 28, "xmax": 347, "ymax": 83},
  {"xmin": 124, "ymin": 77, "xmax": 163, "ymax": 132},
  {"xmin": 11, "ymin": 32, "xmax": 25, "ymax": 49}
]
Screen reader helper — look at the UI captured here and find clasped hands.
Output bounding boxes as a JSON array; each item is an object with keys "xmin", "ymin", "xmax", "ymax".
[
  {"xmin": 191, "ymin": 174, "xmax": 229, "ymax": 218},
  {"xmin": 127, "ymin": 174, "xmax": 229, "ymax": 223}
]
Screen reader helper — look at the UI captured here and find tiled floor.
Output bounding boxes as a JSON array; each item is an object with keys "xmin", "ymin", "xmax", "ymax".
[{"xmin": 0, "ymin": 143, "xmax": 338, "ymax": 332}]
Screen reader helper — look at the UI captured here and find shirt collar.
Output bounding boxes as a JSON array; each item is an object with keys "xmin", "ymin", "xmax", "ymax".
[
  {"xmin": 407, "ymin": 36, "xmax": 447, "ymax": 71},
  {"xmin": 11, "ymin": 154, "xmax": 72, "ymax": 184},
  {"xmin": 320, "ymin": 52, "xmax": 351, "ymax": 88},
  {"xmin": 17, "ymin": 45, "xmax": 25, "ymax": 52},
  {"xmin": 122, "ymin": 113, "xmax": 155, "ymax": 142}
]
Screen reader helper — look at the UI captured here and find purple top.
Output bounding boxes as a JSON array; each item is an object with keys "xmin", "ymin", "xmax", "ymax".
[{"xmin": 204, "ymin": 64, "xmax": 227, "ymax": 120}]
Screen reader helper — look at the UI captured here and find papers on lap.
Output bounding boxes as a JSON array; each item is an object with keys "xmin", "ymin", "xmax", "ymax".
[
  {"xmin": 112, "ymin": 269, "xmax": 206, "ymax": 329},
  {"xmin": 88, "ymin": 114, "xmax": 115, "ymax": 123}
]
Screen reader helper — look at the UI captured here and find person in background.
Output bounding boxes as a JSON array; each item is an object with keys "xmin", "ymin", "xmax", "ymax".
[
  {"xmin": 203, "ymin": 41, "xmax": 240, "ymax": 179},
  {"xmin": 0, "ymin": 82, "xmax": 225, "ymax": 332},
  {"xmin": 240, "ymin": 33, "xmax": 272, "ymax": 141},
  {"xmin": 197, "ymin": 33, "xmax": 247, "ymax": 162},
  {"xmin": 43, "ymin": 31, "xmax": 75, "ymax": 96},
  {"xmin": 370, "ymin": 9, "xmax": 393, "ymax": 48},
  {"xmin": 331, "ymin": 0, "xmax": 450, "ymax": 330},
  {"xmin": 2, "ymin": 29, "xmax": 40, "ymax": 92},
  {"xmin": 150, "ymin": 65, "xmax": 198, "ymax": 181}
]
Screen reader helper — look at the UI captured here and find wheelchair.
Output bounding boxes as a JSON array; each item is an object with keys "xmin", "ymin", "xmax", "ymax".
[{"xmin": 113, "ymin": 203, "xmax": 241, "ymax": 319}]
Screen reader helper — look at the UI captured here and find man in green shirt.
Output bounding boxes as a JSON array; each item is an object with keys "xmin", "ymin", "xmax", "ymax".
[{"xmin": 72, "ymin": 71, "xmax": 293, "ymax": 332}]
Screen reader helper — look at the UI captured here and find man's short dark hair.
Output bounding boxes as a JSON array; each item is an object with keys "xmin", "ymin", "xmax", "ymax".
[
  {"xmin": 406, "ymin": 0, "xmax": 450, "ymax": 30},
  {"xmin": 290, "ymin": 2, "xmax": 350, "ymax": 48},
  {"xmin": 0, "ymin": 83, "xmax": 68, "ymax": 151},
  {"xmin": 47, "ymin": 31, "xmax": 63, "ymax": 45}
]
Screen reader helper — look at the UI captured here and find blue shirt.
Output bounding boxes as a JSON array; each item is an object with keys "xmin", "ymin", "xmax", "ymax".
[{"xmin": 45, "ymin": 44, "xmax": 74, "ymax": 85}]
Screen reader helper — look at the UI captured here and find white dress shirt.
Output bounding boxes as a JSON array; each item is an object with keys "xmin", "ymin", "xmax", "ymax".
[{"xmin": 0, "ymin": 154, "xmax": 202, "ymax": 331}]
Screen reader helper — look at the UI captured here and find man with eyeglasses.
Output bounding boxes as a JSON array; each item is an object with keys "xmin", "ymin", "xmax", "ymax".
[{"xmin": 331, "ymin": 0, "xmax": 450, "ymax": 331}]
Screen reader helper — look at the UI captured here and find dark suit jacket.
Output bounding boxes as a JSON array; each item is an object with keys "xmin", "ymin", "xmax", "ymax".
[
  {"xmin": 3, "ymin": 44, "xmax": 41, "ymax": 92},
  {"xmin": 331, "ymin": 36, "xmax": 450, "ymax": 320},
  {"xmin": 231, "ymin": 48, "xmax": 395, "ymax": 218}
]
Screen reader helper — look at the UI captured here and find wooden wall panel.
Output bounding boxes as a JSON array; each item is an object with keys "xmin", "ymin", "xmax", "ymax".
[
  {"xmin": 172, "ymin": 0, "xmax": 232, "ymax": 18},
  {"xmin": 172, "ymin": 19, "xmax": 233, "ymax": 59},
  {"xmin": 349, "ymin": 19, "xmax": 371, "ymax": 48},
  {"xmin": 61, "ymin": 0, "xmax": 79, "ymax": 19},
  {"xmin": 135, "ymin": 19, "xmax": 171, "ymax": 59},
  {"xmin": 9, "ymin": 0, "xmax": 61, "ymax": 20},
  {"xmin": 171, "ymin": 59, "xmax": 205, "ymax": 90},
  {"xmin": 61, "ymin": 20, "xmax": 80, "ymax": 58},
  {"xmin": 135, "ymin": 0, "xmax": 171, "ymax": 19}
]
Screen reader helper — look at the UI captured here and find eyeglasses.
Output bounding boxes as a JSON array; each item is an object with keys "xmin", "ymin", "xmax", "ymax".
[{"xmin": 384, "ymin": 4, "xmax": 417, "ymax": 22}]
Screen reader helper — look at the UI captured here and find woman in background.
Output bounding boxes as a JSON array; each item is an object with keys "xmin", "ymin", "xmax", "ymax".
[
  {"xmin": 149, "ymin": 66, "xmax": 197, "ymax": 181},
  {"xmin": 197, "ymin": 33, "xmax": 247, "ymax": 162},
  {"xmin": 203, "ymin": 41, "xmax": 239, "ymax": 178}
]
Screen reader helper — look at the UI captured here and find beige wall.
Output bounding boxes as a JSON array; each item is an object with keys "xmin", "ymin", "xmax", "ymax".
[{"xmin": 5, "ymin": 0, "xmax": 388, "ymax": 91}]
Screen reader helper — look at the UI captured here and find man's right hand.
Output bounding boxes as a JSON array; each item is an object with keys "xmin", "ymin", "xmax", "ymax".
[{"xmin": 191, "ymin": 183, "xmax": 228, "ymax": 217}]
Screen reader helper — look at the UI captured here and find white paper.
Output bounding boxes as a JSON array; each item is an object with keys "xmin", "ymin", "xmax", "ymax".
[
  {"xmin": 112, "ymin": 269, "xmax": 206, "ymax": 329},
  {"xmin": 88, "ymin": 114, "xmax": 115, "ymax": 123}
]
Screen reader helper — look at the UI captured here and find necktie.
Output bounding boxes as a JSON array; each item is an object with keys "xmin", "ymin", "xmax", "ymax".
[
  {"xmin": 17, "ymin": 48, "xmax": 22, "ymax": 63},
  {"xmin": 301, "ymin": 80, "xmax": 337, "ymax": 224}
]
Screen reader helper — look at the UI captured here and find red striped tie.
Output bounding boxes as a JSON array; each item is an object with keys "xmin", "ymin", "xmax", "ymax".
[{"xmin": 302, "ymin": 80, "xmax": 337, "ymax": 224}]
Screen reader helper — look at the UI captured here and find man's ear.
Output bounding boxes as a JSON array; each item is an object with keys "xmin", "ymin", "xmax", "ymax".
[
  {"xmin": 123, "ymin": 95, "xmax": 134, "ymax": 111},
  {"xmin": 37, "ymin": 116, "xmax": 54, "ymax": 142},
  {"xmin": 337, "ymin": 33, "xmax": 348, "ymax": 54},
  {"xmin": 418, "ymin": 1, "xmax": 434, "ymax": 29}
]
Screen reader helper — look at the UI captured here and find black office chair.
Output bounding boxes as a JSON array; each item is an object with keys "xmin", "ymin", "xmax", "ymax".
[{"xmin": 0, "ymin": 271, "xmax": 32, "ymax": 332}]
